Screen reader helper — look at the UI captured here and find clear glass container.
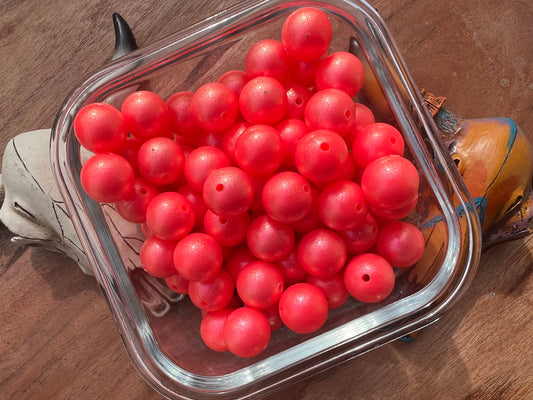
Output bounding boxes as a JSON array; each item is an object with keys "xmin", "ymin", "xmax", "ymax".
[{"xmin": 51, "ymin": 1, "xmax": 482, "ymax": 399}]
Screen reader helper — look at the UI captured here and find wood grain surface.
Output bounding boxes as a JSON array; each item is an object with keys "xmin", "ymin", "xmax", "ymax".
[{"xmin": 1, "ymin": 1, "xmax": 533, "ymax": 399}]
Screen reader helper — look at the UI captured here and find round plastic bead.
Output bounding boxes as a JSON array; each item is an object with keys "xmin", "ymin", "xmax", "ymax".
[
  {"xmin": 275, "ymin": 118, "xmax": 308, "ymax": 168},
  {"xmin": 188, "ymin": 268, "xmax": 235, "ymax": 312},
  {"xmin": 140, "ymin": 235, "xmax": 177, "ymax": 278},
  {"xmin": 236, "ymin": 261, "xmax": 285, "ymax": 309},
  {"xmin": 281, "ymin": 7, "xmax": 332, "ymax": 62},
  {"xmin": 297, "ymin": 228, "xmax": 347, "ymax": 278},
  {"xmin": 120, "ymin": 135, "xmax": 144, "ymax": 173},
  {"xmin": 203, "ymin": 209, "xmax": 250, "ymax": 247},
  {"xmin": 278, "ymin": 282, "xmax": 329, "ymax": 334},
  {"xmin": 361, "ymin": 155, "xmax": 419, "ymax": 210},
  {"xmin": 258, "ymin": 303, "xmax": 284, "ymax": 332},
  {"xmin": 202, "ymin": 166, "xmax": 255, "ymax": 217},
  {"xmin": 306, "ymin": 272, "xmax": 349, "ymax": 310},
  {"xmin": 352, "ymin": 122, "xmax": 405, "ymax": 169},
  {"xmin": 223, "ymin": 246, "xmax": 258, "ymax": 283},
  {"xmin": 222, "ymin": 121, "xmax": 250, "ymax": 164},
  {"xmin": 339, "ymin": 212, "xmax": 379, "ymax": 255},
  {"xmin": 261, "ymin": 171, "xmax": 313, "ymax": 224},
  {"xmin": 136, "ymin": 136, "xmax": 185, "ymax": 186},
  {"xmin": 317, "ymin": 180, "xmax": 368, "ymax": 231},
  {"xmin": 285, "ymin": 82, "xmax": 313, "ymax": 120},
  {"xmin": 343, "ymin": 253, "xmax": 395, "ymax": 303},
  {"xmin": 314, "ymin": 51, "xmax": 365, "ymax": 97},
  {"xmin": 176, "ymin": 184, "xmax": 207, "ymax": 227},
  {"xmin": 239, "ymin": 76, "xmax": 287, "ymax": 126},
  {"xmin": 375, "ymin": 220, "xmax": 425, "ymax": 268},
  {"xmin": 173, "ymin": 232, "xmax": 223, "ymax": 282},
  {"xmin": 115, "ymin": 177, "xmax": 160, "ymax": 223},
  {"xmin": 234, "ymin": 124, "xmax": 285, "ymax": 177},
  {"xmin": 200, "ymin": 307, "xmax": 233, "ymax": 352},
  {"xmin": 164, "ymin": 273, "xmax": 190, "ymax": 295},
  {"xmin": 217, "ymin": 69, "xmax": 249, "ymax": 97},
  {"xmin": 121, "ymin": 90, "xmax": 171, "ymax": 140},
  {"xmin": 183, "ymin": 146, "xmax": 231, "ymax": 192},
  {"xmin": 291, "ymin": 187, "xmax": 324, "ymax": 233},
  {"xmin": 274, "ymin": 245, "xmax": 308, "ymax": 287},
  {"xmin": 190, "ymin": 82, "xmax": 239, "ymax": 133},
  {"xmin": 304, "ymin": 88, "xmax": 355, "ymax": 137},
  {"xmin": 294, "ymin": 129, "xmax": 349, "ymax": 185},
  {"xmin": 166, "ymin": 91, "xmax": 204, "ymax": 137},
  {"xmin": 80, "ymin": 153, "xmax": 135, "ymax": 203},
  {"xmin": 246, "ymin": 214, "xmax": 295, "ymax": 262},
  {"xmin": 145, "ymin": 192, "xmax": 195, "ymax": 242},
  {"xmin": 74, "ymin": 102, "xmax": 127, "ymax": 153},
  {"xmin": 223, "ymin": 307, "xmax": 271, "ymax": 357},
  {"xmin": 245, "ymin": 39, "xmax": 289, "ymax": 82}
]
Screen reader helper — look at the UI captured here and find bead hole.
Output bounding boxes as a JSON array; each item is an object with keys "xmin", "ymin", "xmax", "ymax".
[
  {"xmin": 362, "ymin": 274, "xmax": 370, "ymax": 282},
  {"xmin": 320, "ymin": 142, "xmax": 330, "ymax": 151},
  {"xmin": 216, "ymin": 184, "xmax": 224, "ymax": 192}
]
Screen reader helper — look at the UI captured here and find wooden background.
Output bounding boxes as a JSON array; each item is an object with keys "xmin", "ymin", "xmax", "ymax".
[{"xmin": 1, "ymin": 0, "xmax": 532, "ymax": 399}]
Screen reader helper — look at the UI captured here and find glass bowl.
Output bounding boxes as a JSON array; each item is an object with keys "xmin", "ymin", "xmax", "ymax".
[{"xmin": 51, "ymin": 0, "xmax": 482, "ymax": 399}]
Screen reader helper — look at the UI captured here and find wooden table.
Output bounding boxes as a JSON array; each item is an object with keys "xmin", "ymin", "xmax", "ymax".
[{"xmin": 1, "ymin": 1, "xmax": 532, "ymax": 399}]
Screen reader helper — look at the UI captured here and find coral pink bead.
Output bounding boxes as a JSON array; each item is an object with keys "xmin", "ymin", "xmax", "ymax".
[
  {"xmin": 184, "ymin": 146, "xmax": 231, "ymax": 192},
  {"xmin": 304, "ymin": 89, "xmax": 356, "ymax": 138},
  {"xmin": 203, "ymin": 209, "xmax": 250, "ymax": 247},
  {"xmin": 115, "ymin": 177, "xmax": 159, "ymax": 223},
  {"xmin": 201, "ymin": 307, "xmax": 233, "ymax": 352},
  {"xmin": 173, "ymin": 232, "xmax": 223, "ymax": 282},
  {"xmin": 317, "ymin": 180, "xmax": 368, "ymax": 231},
  {"xmin": 262, "ymin": 171, "xmax": 313, "ymax": 224},
  {"xmin": 217, "ymin": 70, "xmax": 249, "ymax": 97},
  {"xmin": 314, "ymin": 51, "xmax": 365, "ymax": 97},
  {"xmin": 375, "ymin": 220, "xmax": 425, "ymax": 268},
  {"xmin": 74, "ymin": 102, "xmax": 127, "ymax": 153},
  {"xmin": 236, "ymin": 260, "xmax": 285, "ymax": 309},
  {"xmin": 344, "ymin": 253, "xmax": 395, "ymax": 303},
  {"xmin": 352, "ymin": 122, "xmax": 405, "ymax": 169},
  {"xmin": 278, "ymin": 283, "xmax": 329, "ymax": 334},
  {"xmin": 295, "ymin": 129, "xmax": 349, "ymax": 185},
  {"xmin": 190, "ymin": 82, "xmax": 239, "ymax": 133},
  {"xmin": 145, "ymin": 192, "xmax": 195, "ymax": 241},
  {"xmin": 121, "ymin": 90, "xmax": 171, "ymax": 140},
  {"xmin": 137, "ymin": 136, "xmax": 185, "ymax": 186},
  {"xmin": 223, "ymin": 307, "xmax": 271, "ymax": 357},
  {"xmin": 306, "ymin": 272, "xmax": 349, "ymax": 310},
  {"xmin": 247, "ymin": 214, "xmax": 295, "ymax": 262},
  {"xmin": 245, "ymin": 39, "xmax": 289, "ymax": 82},
  {"xmin": 234, "ymin": 124, "xmax": 285, "ymax": 177},
  {"xmin": 167, "ymin": 91, "xmax": 204, "ymax": 138},
  {"xmin": 188, "ymin": 268, "xmax": 235, "ymax": 311},
  {"xmin": 203, "ymin": 166, "xmax": 255, "ymax": 217},
  {"xmin": 276, "ymin": 118, "xmax": 309, "ymax": 168},
  {"xmin": 281, "ymin": 7, "xmax": 332, "ymax": 62},
  {"xmin": 239, "ymin": 76, "xmax": 287, "ymax": 126},
  {"xmin": 80, "ymin": 153, "xmax": 135, "ymax": 203},
  {"xmin": 297, "ymin": 228, "xmax": 347, "ymax": 278},
  {"xmin": 361, "ymin": 155, "xmax": 419, "ymax": 210},
  {"xmin": 140, "ymin": 235, "xmax": 177, "ymax": 278}
]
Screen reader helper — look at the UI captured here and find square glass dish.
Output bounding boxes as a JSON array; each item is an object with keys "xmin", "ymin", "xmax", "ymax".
[{"xmin": 51, "ymin": 0, "xmax": 482, "ymax": 399}]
